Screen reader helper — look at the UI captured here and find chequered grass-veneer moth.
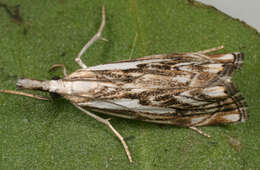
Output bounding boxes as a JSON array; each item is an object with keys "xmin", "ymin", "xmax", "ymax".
[{"xmin": 0, "ymin": 6, "xmax": 248, "ymax": 163}]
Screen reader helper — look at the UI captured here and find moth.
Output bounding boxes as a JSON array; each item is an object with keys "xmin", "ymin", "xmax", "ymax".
[{"xmin": 0, "ymin": 6, "xmax": 248, "ymax": 163}]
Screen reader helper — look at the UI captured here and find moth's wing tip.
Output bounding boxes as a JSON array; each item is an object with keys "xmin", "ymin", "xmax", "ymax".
[
  {"xmin": 233, "ymin": 52, "xmax": 244, "ymax": 70},
  {"xmin": 224, "ymin": 81, "xmax": 249, "ymax": 122},
  {"xmin": 214, "ymin": 52, "xmax": 245, "ymax": 78},
  {"xmin": 232, "ymin": 92, "xmax": 249, "ymax": 122},
  {"xmin": 232, "ymin": 52, "xmax": 248, "ymax": 121}
]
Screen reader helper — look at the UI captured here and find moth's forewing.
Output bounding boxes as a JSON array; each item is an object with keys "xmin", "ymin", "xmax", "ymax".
[{"xmin": 62, "ymin": 52, "xmax": 248, "ymax": 126}]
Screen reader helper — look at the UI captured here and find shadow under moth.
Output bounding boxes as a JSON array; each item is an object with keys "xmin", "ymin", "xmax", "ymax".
[{"xmin": 0, "ymin": 6, "xmax": 248, "ymax": 163}]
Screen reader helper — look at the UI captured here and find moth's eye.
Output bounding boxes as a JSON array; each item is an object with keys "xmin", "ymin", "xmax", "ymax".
[
  {"xmin": 51, "ymin": 76, "xmax": 60, "ymax": 80},
  {"xmin": 49, "ymin": 92, "xmax": 61, "ymax": 100},
  {"xmin": 50, "ymin": 76, "xmax": 61, "ymax": 99}
]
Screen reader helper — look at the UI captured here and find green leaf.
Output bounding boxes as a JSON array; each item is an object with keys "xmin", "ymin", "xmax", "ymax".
[{"xmin": 0, "ymin": 0, "xmax": 259, "ymax": 169}]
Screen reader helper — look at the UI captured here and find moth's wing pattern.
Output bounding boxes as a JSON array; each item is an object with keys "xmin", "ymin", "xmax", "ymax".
[
  {"xmin": 68, "ymin": 52, "xmax": 244, "ymax": 85},
  {"xmin": 64, "ymin": 52, "xmax": 248, "ymax": 126},
  {"xmin": 198, "ymin": 52, "xmax": 244, "ymax": 77},
  {"xmin": 70, "ymin": 81, "xmax": 247, "ymax": 127}
]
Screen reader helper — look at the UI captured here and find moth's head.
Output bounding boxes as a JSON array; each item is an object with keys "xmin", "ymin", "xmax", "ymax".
[
  {"xmin": 16, "ymin": 78, "xmax": 44, "ymax": 90},
  {"xmin": 16, "ymin": 77, "xmax": 62, "ymax": 100}
]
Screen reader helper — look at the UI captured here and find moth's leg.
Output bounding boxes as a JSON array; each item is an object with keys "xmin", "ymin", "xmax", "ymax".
[
  {"xmin": 0, "ymin": 90, "xmax": 49, "ymax": 100},
  {"xmin": 75, "ymin": 6, "xmax": 106, "ymax": 69},
  {"xmin": 195, "ymin": 45, "xmax": 224, "ymax": 54},
  {"xmin": 188, "ymin": 45, "xmax": 224, "ymax": 63},
  {"xmin": 189, "ymin": 126, "xmax": 211, "ymax": 138},
  {"xmin": 72, "ymin": 103, "xmax": 133, "ymax": 163},
  {"xmin": 49, "ymin": 64, "xmax": 68, "ymax": 77}
]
